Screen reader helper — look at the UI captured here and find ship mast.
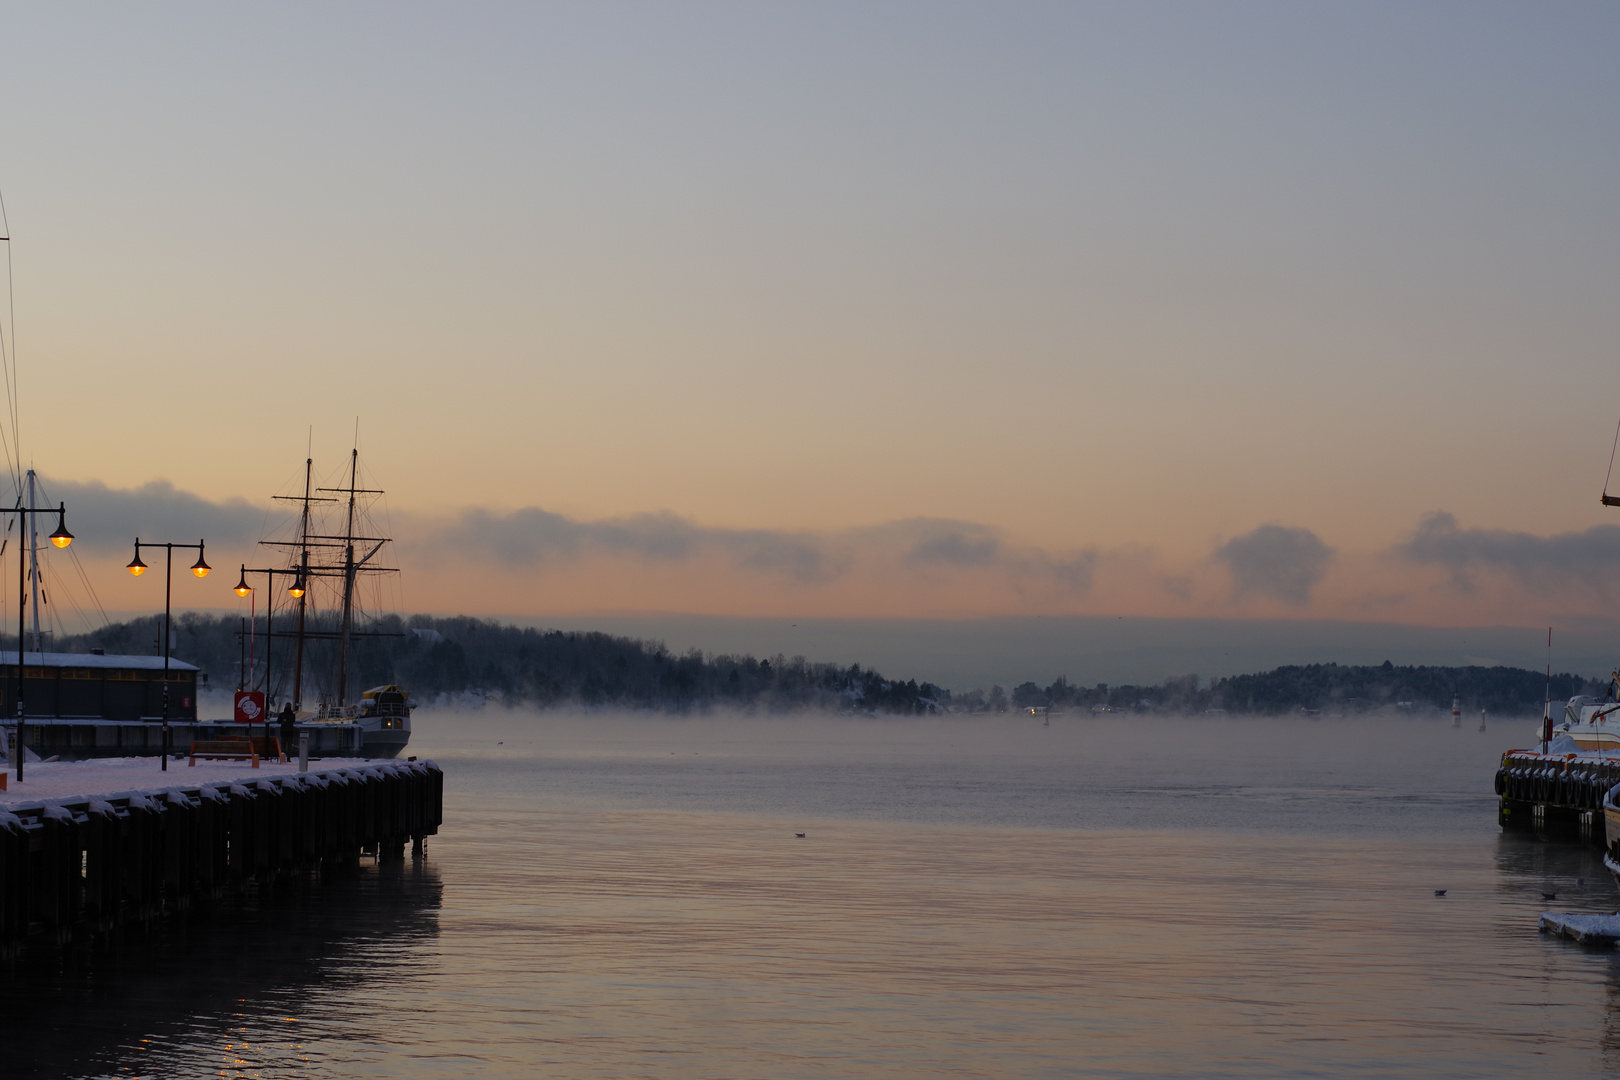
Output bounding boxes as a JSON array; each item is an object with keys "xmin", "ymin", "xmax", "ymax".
[
  {"xmin": 25, "ymin": 469, "xmax": 40, "ymax": 652},
  {"xmin": 292, "ymin": 458, "xmax": 313, "ymax": 710},
  {"xmin": 317, "ymin": 446, "xmax": 387, "ymax": 707},
  {"xmin": 258, "ymin": 443, "xmax": 394, "ymax": 713},
  {"xmin": 263, "ymin": 457, "xmax": 330, "ymax": 712},
  {"xmin": 337, "ymin": 449, "xmax": 359, "ymax": 705}
]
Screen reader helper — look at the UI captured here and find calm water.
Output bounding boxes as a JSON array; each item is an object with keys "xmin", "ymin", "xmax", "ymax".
[{"xmin": 4, "ymin": 710, "xmax": 1620, "ymax": 1079}]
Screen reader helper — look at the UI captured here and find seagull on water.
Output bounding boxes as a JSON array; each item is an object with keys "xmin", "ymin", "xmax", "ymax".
[
  {"xmin": 1434, "ymin": 890, "xmax": 1446, "ymax": 897},
  {"xmin": 795, "ymin": 833, "xmax": 806, "ymax": 838}
]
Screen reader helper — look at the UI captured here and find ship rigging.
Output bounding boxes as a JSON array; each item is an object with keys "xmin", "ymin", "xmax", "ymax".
[{"xmin": 243, "ymin": 447, "xmax": 405, "ymax": 720}]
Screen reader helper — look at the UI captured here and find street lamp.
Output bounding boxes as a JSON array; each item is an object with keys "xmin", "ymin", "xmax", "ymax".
[
  {"xmin": 6, "ymin": 501, "xmax": 72, "ymax": 782},
  {"xmin": 129, "ymin": 538, "xmax": 208, "ymax": 771},
  {"xmin": 236, "ymin": 564, "xmax": 304, "ymax": 691}
]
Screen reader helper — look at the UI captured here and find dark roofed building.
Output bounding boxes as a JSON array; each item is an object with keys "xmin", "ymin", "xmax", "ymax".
[{"xmin": 0, "ymin": 652, "xmax": 201, "ymax": 722}]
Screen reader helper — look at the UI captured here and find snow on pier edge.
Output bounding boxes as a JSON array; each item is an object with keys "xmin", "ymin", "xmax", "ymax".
[
  {"xmin": 1539, "ymin": 912, "xmax": 1620, "ymax": 946},
  {"xmin": 0, "ymin": 755, "xmax": 434, "ymax": 811}
]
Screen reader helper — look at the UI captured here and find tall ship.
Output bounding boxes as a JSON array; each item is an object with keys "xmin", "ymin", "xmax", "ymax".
[
  {"xmin": 1494, "ymin": 431, "xmax": 1620, "ymax": 872},
  {"xmin": 241, "ymin": 447, "xmax": 414, "ymax": 759},
  {"xmin": 0, "ymin": 452, "xmax": 413, "ymax": 762},
  {"xmin": 1549, "ymin": 462, "xmax": 1620, "ymax": 753}
]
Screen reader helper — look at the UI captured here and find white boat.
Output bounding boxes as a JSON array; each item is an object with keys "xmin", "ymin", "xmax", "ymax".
[
  {"xmin": 307, "ymin": 683, "xmax": 413, "ymax": 758},
  {"xmin": 1543, "ymin": 672, "xmax": 1620, "ymax": 753}
]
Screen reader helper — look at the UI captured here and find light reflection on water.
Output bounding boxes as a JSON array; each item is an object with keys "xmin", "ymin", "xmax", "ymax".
[{"xmin": 6, "ymin": 711, "xmax": 1620, "ymax": 1078}]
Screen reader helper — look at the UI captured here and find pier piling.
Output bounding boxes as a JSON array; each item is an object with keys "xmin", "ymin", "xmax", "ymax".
[
  {"xmin": 1496, "ymin": 750, "xmax": 1620, "ymax": 843},
  {"xmin": 0, "ymin": 758, "xmax": 442, "ymax": 955}
]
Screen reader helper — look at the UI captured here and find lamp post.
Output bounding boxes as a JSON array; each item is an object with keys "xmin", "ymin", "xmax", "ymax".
[
  {"xmin": 236, "ymin": 564, "xmax": 305, "ymax": 698},
  {"xmin": 128, "ymin": 538, "xmax": 210, "ymax": 771},
  {"xmin": 6, "ymin": 502, "xmax": 73, "ymax": 782},
  {"xmin": 235, "ymin": 565, "xmax": 253, "ymax": 697}
]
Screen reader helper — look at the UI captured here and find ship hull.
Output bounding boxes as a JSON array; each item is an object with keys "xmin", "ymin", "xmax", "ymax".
[
  {"xmin": 360, "ymin": 727, "xmax": 411, "ymax": 759},
  {"xmin": 1572, "ymin": 730, "xmax": 1620, "ymax": 752},
  {"xmin": 1603, "ymin": 785, "xmax": 1620, "ymax": 888}
]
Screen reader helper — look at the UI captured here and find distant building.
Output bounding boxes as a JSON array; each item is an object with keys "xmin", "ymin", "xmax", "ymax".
[{"xmin": 0, "ymin": 652, "xmax": 201, "ymax": 721}]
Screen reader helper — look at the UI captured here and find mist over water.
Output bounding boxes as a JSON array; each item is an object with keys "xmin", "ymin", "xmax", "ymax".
[
  {"xmin": 6, "ymin": 708, "xmax": 1620, "ymax": 1078},
  {"xmin": 418, "ymin": 708, "xmax": 1530, "ymax": 837}
]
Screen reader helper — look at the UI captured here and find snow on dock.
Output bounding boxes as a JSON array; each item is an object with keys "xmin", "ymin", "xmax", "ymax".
[
  {"xmin": 1495, "ymin": 750, "xmax": 1620, "ymax": 844},
  {"xmin": 1538, "ymin": 912, "xmax": 1620, "ymax": 946},
  {"xmin": 0, "ymin": 754, "xmax": 397, "ymax": 810}
]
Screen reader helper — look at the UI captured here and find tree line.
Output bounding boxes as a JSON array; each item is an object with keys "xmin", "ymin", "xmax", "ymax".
[
  {"xmin": 22, "ymin": 615, "xmax": 1612, "ymax": 717},
  {"xmin": 37, "ymin": 613, "xmax": 950, "ymax": 715},
  {"xmin": 999, "ymin": 661, "xmax": 1610, "ymax": 717}
]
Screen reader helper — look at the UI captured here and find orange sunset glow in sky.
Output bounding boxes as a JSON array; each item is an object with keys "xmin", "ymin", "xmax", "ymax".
[{"xmin": 0, "ymin": 4, "xmax": 1616, "ymax": 633}]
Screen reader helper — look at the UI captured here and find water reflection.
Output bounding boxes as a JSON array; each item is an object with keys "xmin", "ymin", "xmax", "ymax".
[
  {"xmin": 1493, "ymin": 832, "xmax": 1613, "ymax": 908},
  {"xmin": 0, "ymin": 859, "xmax": 442, "ymax": 1080},
  {"xmin": 12, "ymin": 711, "xmax": 1620, "ymax": 1078},
  {"xmin": 1495, "ymin": 836, "xmax": 1620, "ymax": 1075}
]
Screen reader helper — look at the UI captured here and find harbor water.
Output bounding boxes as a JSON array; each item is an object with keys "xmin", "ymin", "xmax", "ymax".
[{"xmin": 3, "ymin": 710, "xmax": 1619, "ymax": 1078}]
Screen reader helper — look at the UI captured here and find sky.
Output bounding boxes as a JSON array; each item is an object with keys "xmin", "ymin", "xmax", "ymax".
[{"xmin": 0, "ymin": 3, "xmax": 1618, "ymax": 665}]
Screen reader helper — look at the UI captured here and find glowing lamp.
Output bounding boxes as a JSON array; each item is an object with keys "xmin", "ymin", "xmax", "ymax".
[
  {"xmin": 288, "ymin": 579, "xmax": 305, "ymax": 599},
  {"xmin": 49, "ymin": 508, "xmax": 73, "ymax": 549},
  {"xmin": 127, "ymin": 553, "xmax": 147, "ymax": 576},
  {"xmin": 233, "ymin": 565, "xmax": 251, "ymax": 597},
  {"xmin": 191, "ymin": 555, "xmax": 211, "ymax": 578}
]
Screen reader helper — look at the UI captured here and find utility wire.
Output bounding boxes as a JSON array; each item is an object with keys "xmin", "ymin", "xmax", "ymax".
[
  {"xmin": 1605, "ymin": 416, "xmax": 1620, "ymax": 498},
  {"xmin": 0, "ymin": 187, "xmax": 23, "ymax": 496}
]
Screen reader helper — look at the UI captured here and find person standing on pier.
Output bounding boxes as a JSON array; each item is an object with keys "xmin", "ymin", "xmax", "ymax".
[{"xmin": 278, "ymin": 703, "xmax": 296, "ymax": 763}]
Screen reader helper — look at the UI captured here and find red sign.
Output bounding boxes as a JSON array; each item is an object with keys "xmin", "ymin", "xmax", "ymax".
[{"xmin": 234, "ymin": 691, "xmax": 266, "ymax": 724}]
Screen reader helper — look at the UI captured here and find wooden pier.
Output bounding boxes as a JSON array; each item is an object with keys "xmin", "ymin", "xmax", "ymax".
[
  {"xmin": 1495, "ymin": 750, "xmax": 1620, "ymax": 844},
  {"xmin": 0, "ymin": 758, "xmax": 442, "ymax": 955},
  {"xmin": 20, "ymin": 719, "xmax": 374, "ymax": 759}
]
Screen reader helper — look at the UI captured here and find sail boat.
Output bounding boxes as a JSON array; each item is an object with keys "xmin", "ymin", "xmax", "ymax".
[
  {"xmin": 249, "ymin": 447, "xmax": 412, "ymax": 759},
  {"xmin": 1547, "ymin": 428, "xmax": 1620, "ymax": 753}
]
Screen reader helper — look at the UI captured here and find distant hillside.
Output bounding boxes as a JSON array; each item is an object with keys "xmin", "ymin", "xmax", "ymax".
[
  {"xmin": 1003, "ymin": 662, "xmax": 1609, "ymax": 718},
  {"xmin": 37, "ymin": 614, "xmax": 950, "ymax": 715},
  {"xmin": 21, "ymin": 615, "xmax": 1609, "ymax": 717}
]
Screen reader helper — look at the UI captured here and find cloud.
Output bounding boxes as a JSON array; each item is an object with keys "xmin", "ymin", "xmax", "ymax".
[
  {"xmin": 1396, "ymin": 511, "xmax": 1620, "ymax": 593},
  {"xmin": 871, "ymin": 518, "xmax": 1096, "ymax": 592},
  {"xmin": 899, "ymin": 521, "xmax": 1002, "ymax": 567},
  {"xmin": 40, "ymin": 472, "xmax": 1110, "ymax": 608},
  {"xmin": 436, "ymin": 509, "xmax": 1100, "ymax": 593},
  {"xmin": 40, "ymin": 476, "xmax": 267, "ymax": 549},
  {"xmin": 447, "ymin": 507, "xmax": 840, "ymax": 583},
  {"xmin": 1214, "ymin": 524, "xmax": 1335, "ymax": 606}
]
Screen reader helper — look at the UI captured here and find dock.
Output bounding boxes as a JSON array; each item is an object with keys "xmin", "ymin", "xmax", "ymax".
[
  {"xmin": 1539, "ymin": 912, "xmax": 1620, "ymax": 947},
  {"xmin": 20, "ymin": 718, "xmax": 374, "ymax": 758},
  {"xmin": 1495, "ymin": 750, "xmax": 1620, "ymax": 844},
  {"xmin": 0, "ymin": 755, "xmax": 443, "ymax": 955}
]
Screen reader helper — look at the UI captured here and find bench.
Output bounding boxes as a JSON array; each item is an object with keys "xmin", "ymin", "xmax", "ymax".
[
  {"xmin": 243, "ymin": 735, "xmax": 283, "ymax": 761},
  {"xmin": 189, "ymin": 738, "xmax": 260, "ymax": 768}
]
